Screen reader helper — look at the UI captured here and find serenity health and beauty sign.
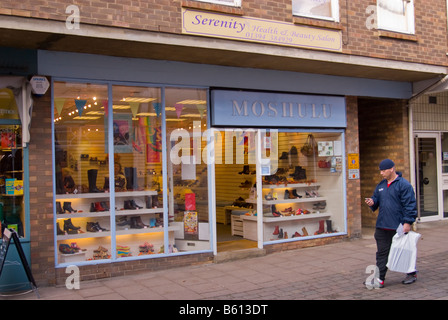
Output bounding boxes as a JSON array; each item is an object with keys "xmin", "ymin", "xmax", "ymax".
[{"xmin": 182, "ymin": 8, "xmax": 342, "ymax": 52}]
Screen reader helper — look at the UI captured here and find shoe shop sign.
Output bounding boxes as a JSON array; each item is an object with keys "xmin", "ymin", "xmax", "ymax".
[
  {"xmin": 210, "ymin": 89, "xmax": 346, "ymax": 128},
  {"xmin": 182, "ymin": 8, "xmax": 342, "ymax": 52}
]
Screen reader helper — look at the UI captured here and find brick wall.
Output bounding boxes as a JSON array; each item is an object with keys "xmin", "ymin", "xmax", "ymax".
[
  {"xmin": 345, "ymin": 96, "xmax": 362, "ymax": 238},
  {"xmin": 358, "ymin": 98, "xmax": 410, "ymax": 227},
  {"xmin": 28, "ymin": 90, "xmax": 55, "ymax": 286},
  {"xmin": 0, "ymin": 0, "xmax": 447, "ymax": 67}
]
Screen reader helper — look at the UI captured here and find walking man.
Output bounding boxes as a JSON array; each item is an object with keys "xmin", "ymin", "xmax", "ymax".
[{"xmin": 365, "ymin": 159, "xmax": 418, "ymax": 288}]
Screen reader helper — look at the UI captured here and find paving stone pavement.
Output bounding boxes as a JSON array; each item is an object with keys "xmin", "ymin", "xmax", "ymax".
[{"xmin": 3, "ymin": 220, "xmax": 448, "ymax": 301}]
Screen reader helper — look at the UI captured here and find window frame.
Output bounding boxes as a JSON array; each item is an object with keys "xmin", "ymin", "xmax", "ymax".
[
  {"xmin": 377, "ymin": 0, "xmax": 415, "ymax": 34},
  {"xmin": 292, "ymin": 0, "xmax": 340, "ymax": 22},
  {"xmin": 193, "ymin": 0, "xmax": 241, "ymax": 7}
]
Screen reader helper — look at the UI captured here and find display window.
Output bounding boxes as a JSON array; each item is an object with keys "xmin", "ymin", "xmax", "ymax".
[
  {"xmin": 165, "ymin": 88, "xmax": 210, "ymax": 251},
  {"xmin": 259, "ymin": 131, "xmax": 344, "ymax": 242},
  {"xmin": 53, "ymin": 81, "xmax": 211, "ymax": 265},
  {"xmin": 53, "ymin": 81, "xmax": 113, "ymax": 263},
  {"xmin": 53, "ymin": 80, "xmax": 346, "ymax": 264},
  {"xmin": 216, "ymin": 130, "xmax": 345, "ymax": 246},
  {"xmin": 0, "ymin": 124, "xmax": 25, "ymax": 237}
]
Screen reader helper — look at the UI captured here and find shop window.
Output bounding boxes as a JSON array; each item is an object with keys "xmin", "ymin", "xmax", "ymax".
[
  {"xmin": 54, "ymin": 81, "xmax": 111, "ymax": 263},
  {"xmin": 377, "ymin": 0, "xmax": 415, "ymax": 34},
  {"xmin": 193, "ymin": 0, "xmax": 241, "ymax": 6},
  {"xmin": 292, "ymin": 0, "xmax": 340, "ymax": 22},
  {"xmin": 53, "ymin": 82, "xmax": 167, "ymax": 263},
  {"xmin": 111, "ymin": 85, "xmax": 164, "ymax": 258},
  {"xmin": 53, "ymin": 82, "xmax": 210, "ymax": 265},
  {"xmin": 215, "ymin": 129, "xmax": 345, "ymax": 245},
  {"xmin": 165, "ymin": 87, "xmax": 210, "ymax": 251},
  {"xmin": 259, "ymin": 132, "xmax": 344, "ymax": 241}
]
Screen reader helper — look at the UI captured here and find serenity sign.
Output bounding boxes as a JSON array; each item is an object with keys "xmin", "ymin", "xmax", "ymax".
[{"xmin": 181, "ymin": 8, "xmax": 342, "ymax": 52}]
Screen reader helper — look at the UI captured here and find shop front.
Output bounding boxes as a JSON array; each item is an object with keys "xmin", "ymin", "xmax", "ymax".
[
  {"xmin": 210, "ymin": 89, "xmax": 347, "ymax": 253},
  {"xmin": 35, "ymin": 48, "xmax": 416, "ymax": 283},
  {"xmin": 51, "ymin": 78, "xmax": 348, "ymax": 268}
]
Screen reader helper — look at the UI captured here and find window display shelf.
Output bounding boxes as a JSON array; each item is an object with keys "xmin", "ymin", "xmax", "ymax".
[
  {"xmin": 116, "ymin": 225, "xmax": 178, "ymax": 236},
  {"xmin": 57, "ymin": 231, "xmax": 112, "ymax": 240},
  {"xmin": 245, "ymin": 197, "xmax": 327, "ymax": 205},
  {"xmin": 56, "ymin": 208, "xmax": 164, "ymax": 219},
  {"xmin": 57, "ymin": 226, "xmax": 179, "ymax": 240},
  {"xmin": 243, "ymin": 213, "xmax": 331, "ymax": 223},
  {"xmin": 55, "ymin": 190, "xmax": 157, "ymax": 200},
  {"xmin": 261, "ymin": 183, "xmax": 319, "ymax": 189},
  {"xmin": 56, "ymin": 211, "xmax": 110, "ymax": 219}
]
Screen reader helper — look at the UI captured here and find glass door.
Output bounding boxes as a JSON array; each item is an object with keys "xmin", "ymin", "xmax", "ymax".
[{"xmin": 415, "ymin": 133, "xmax": 442, "ymax": 221}]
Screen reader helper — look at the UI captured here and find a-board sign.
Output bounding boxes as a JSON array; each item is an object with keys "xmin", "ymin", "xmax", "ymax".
[{"xmin": 0, "ymin": 228, "xmax": 38, "ymax": 297}]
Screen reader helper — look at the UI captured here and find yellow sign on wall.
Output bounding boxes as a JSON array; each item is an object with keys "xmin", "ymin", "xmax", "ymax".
[
  {"xmin": 348, "ymin": 153, "xmax": 359, "ymax": 169},
  {"xmin": 182, "ymin": 8, "xmax": 342, "ymax": 52}
]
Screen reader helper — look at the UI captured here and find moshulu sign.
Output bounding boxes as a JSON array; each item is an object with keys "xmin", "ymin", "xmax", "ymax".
[{"xmin": 30, "ymin": 76, "xmax": 50, "ymax": 95}]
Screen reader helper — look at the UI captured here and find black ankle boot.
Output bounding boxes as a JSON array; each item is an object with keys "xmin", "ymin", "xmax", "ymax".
[
  {"xmin": 130, "ymin": 216, "xmax": 142, "ymax": 229},
  {"xmin": 56, "ymin": 201, "xmax": 64, "ymax": 214},
  {"xmin": 63, "ymin": 202, "xmax": 77, "ymax": 213},
  {"xmin": 146, "ymin": 195, "xmax": 152, "ymax": 208},
  {"xmin": 130, "ymin": 199, "xmax": 142, "ymax": 209},
  {"xmin": 239, "ymin": 165, "xmax": 250, "ymax": 174},
  {"xmin": 56, "ymin": 222, "xmax": 65, "ymax": 235},
  {"xmin": 326, "ymin": 220, "xmax": 334, "ymax": 233},
  {"xmin": 64, "ymin": 218, "xmax": 80, "ymax": 233},
  {"xmin": 292, "ymin": 189, "xmax": 302, "ymax": 198},
  {"xmin": 151, "ymin": 195, "xmax": 159, "ymax": 208},
  {"xmin": 124, "ymin": 200, "xmax": 135, "ymax": 210}
]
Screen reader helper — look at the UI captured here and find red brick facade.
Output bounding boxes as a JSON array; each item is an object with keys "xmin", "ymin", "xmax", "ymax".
[{"xmin": 1, "ymin": 0, "xmax": 446, "ymax": 67}]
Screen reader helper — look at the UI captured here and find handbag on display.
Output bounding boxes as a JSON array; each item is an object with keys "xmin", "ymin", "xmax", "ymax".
[{"xmin": 301, "ymin": 134, "xmax": 318, "ymax": 157}]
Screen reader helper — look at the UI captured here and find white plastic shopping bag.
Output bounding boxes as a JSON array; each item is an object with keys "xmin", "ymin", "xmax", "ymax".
[{"xmin": 386, "ymin": 228, "xmax": 421, "ymax": 274}]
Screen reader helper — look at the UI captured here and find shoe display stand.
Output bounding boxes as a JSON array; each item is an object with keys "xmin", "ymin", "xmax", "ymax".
[
  {"xmin": 55, "ymin": 190, "xmax": 178, "ymax": 262},
  {"xmin": 244, "ymin": 182, "xmax": 333, "ymax": 241}
]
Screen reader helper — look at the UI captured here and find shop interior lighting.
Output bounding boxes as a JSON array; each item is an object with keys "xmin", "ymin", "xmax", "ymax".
[{"xmin": 121, "ymin": 97, "xmax": 157, "ymax": 103}]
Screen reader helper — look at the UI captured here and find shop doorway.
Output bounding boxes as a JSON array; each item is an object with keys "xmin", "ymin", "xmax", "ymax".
[
  {"xmin": 213, "ymin": 129, "xmax": 258, "ymax": 252},
  {"xmin": 414, "ymin": 133, "xmax": 442, "ymax": 221}
]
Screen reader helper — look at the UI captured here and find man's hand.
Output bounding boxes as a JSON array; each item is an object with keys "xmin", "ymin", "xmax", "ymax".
[
  {"xmin": 403, "ymin": 223, "xmax": 412, "ymax": 233},
  {"xmin": 365, "ymin": 198, "xmax": 374, "ymax": 206}
]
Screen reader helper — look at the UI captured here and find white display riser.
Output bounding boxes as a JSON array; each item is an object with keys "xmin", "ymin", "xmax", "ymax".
[
  {"xmin": 242, "ymin": 213, "xmax": 331, "ymax": 241},
  {"xmin": 175, "ymin": 239, "xmax": 210, "ymax": 251}
]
